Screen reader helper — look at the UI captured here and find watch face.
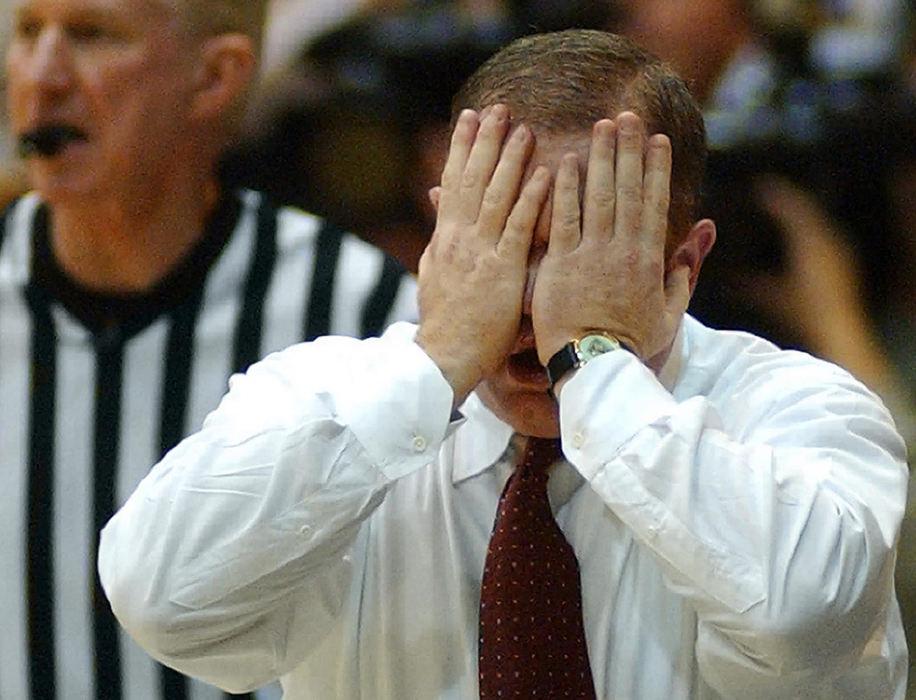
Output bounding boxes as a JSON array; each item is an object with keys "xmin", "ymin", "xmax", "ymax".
[{"xmin": 578, "ymin": 334, "xmax": 620, "ymax": 360}]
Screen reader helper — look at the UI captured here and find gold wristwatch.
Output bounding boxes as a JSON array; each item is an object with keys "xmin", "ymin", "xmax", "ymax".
[{"xmin": 546, "ymin": 332, "xmax": 632, "ymax": 392}]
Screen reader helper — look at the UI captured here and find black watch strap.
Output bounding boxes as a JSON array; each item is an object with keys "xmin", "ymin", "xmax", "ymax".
[
  {"xmin": 546, "ymin": 343, "xmax": 580, "ymax": 390},
  {"xmin": 546, "ymin": 333, "xmax": 632, "ymax": 394}
]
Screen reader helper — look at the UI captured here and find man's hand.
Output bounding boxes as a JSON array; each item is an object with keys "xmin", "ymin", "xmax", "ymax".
[
  {"xmin": 416, "ymin": 106, "xmax": 551, "ymax": 405},
  {"xmin": 532, "ymin": 112, "xmax": 689, "ymax": 365}
]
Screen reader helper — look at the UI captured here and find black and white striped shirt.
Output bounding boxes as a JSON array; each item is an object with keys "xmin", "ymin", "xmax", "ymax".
[{"xmin": 0, "ymin": 189, "xmax": 418, "ymax": 700}]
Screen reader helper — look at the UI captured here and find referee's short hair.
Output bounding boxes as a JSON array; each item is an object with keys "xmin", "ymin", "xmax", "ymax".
[
  {"xmin": 165, "ymin": 0, "xmax": 269, "ymax": 135},
  {"xmin": 171, "ymin": 0, "xmax": 268, "ymax": 56}
]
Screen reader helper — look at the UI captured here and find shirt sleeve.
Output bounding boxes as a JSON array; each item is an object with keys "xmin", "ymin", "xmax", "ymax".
[
  {"xmin": 558, "ymin": 348, "xmax": 908, "ymax": 697},
  {"xmin": 97, "ymin": 322, "xmax": 454, "ymax": 693}
]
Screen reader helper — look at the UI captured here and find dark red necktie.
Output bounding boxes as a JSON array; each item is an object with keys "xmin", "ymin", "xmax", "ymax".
[{"xmin": 478, "ymin": 437, "xmax": 596, "ymax": 698}]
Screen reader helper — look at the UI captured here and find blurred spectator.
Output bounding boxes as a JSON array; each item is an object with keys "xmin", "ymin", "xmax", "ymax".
[
  {"xmin": 0, "ymin": 0, "xmax": 416, "ymax": 697},
  {"xmin": 0, "ymin": 0, "xmax": 29, "ymax": 207},
  {"xmin": 262, "ymin": 0, "xmax": 369, "ymax": 75},
  {"xmin": 607, "ymin": 0, "xmax": 914, "ymax": 422}
]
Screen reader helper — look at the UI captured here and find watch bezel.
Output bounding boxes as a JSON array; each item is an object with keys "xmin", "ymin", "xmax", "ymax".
[
  {"xmin": 577, "ymin": 333, "xmax": 622, "ymax": 361},
  {"xmin": 546, "ymin": 332, "xmax": 628, "ymax": 392}
]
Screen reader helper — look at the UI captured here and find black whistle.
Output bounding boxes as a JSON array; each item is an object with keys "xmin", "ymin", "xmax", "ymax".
[{"xmin": 18, "ymin": 126, "xmax": 85, "ymax": 158}]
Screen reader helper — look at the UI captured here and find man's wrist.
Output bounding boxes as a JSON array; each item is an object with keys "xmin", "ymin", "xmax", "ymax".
[
  {"xmin": 413, "ymin": 334, "xmax": 479, "ymax": 409},
  {"xmin": 545, "ymin": 331, "xmax": 633, "ymax": 396}
]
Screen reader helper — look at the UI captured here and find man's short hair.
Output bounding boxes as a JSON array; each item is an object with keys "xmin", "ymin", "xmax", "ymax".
[{"xmin": 452, "ymin": 29, "xmax": 707, "ymax": 249}]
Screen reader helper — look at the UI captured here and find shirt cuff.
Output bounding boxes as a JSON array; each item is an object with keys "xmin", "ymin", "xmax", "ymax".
[
  {"xmin": 334, "ymin": 326, "xmax": 455, "ymax": 481},
  {"xmin": 558, "ymin": 350, "xmax": 676, "ymax": 480}
]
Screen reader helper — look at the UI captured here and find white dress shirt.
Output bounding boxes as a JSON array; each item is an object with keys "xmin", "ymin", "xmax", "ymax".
[{"xmin": 99, "ymin": 316, "xmax": 908, "ymax": 699}]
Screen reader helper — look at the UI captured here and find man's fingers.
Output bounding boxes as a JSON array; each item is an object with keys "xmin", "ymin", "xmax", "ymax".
[
  {"xmin": 581, "ymin": 119, "xmax": 617, "ymax": 243},
  {"xmin": 642, "ymin": 134, "xmax": 672, "ymax": 253},
  {"xmin": 548, "ymin": 153, "xmax": 581, "ymax": 255},
  {"xmin": 437, "ymin": 109, "xmax": 479, "ymax": 221},
  {"xmin": 498, "ymin": 165, "xmax": 551, "ymax": 258},
  {"xmin": 664, "ymin": 264, "xmax": 692, "ymax": 317},
  {"xmin": 457, "ymin": 104, "xmax": 510, "ymax": 223},
  {"xmin": 613, "ymin": 112, "xmax": 645, "ymax": 240},
  {"xmin": 476, "ymin": 122, "xmax": 535, "ymax": 244}
]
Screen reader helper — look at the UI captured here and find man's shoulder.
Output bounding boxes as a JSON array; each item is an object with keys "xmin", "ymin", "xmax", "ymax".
[
  {"xmin": 683, "ymin": 315, "xmax": 784, "ymax": 363},
  {"xmin": 681, "ymin": 315, "xmax": 879, "ymax": 409},
  {"xmin": 685, "ymin": 315, "xmax": 852, "ymax": 378}
]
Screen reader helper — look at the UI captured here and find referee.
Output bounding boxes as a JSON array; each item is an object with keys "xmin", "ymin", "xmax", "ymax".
[{"xmin": 0, "ymin": 1, "xmax": 417, "ymax": 699}]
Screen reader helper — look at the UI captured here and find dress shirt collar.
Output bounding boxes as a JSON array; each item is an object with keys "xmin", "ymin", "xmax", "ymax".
[
  {"xmin": 658, "ymin": 320, "xmax": 685, "ymax": 393},
  {"xmin": 450, "ymin": 392, "xmax": 515, "ymax": 484}
]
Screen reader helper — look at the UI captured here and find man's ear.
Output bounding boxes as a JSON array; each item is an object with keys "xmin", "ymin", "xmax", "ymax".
[
  {"xmin": 670, "ymin": 218, "xmax": 716, "ymax": 294},
  {"xmin": 428, "ymin": 186, "xmax": 441, "ymax": 212},
  {"xmin": 191, "ymin": 34, "xmax": 256, "ymax": 122}
]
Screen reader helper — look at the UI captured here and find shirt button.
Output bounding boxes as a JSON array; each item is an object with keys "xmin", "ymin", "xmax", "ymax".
[
  {"xmin": 412, "ymin": 435, "xmax": 427, "ymax": 452},
  {"xmin": 299, "ymin": 524, "xmax": 312, "ymax": 535},
  {"xmin": 572, "ymin": 431, "xmax": 585, "ymax": 448}
]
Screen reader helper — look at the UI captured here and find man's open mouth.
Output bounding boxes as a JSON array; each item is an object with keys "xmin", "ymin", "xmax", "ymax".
[
  {"xmin": 507, "ymin": 347, "xmax": 548, "ymax": 385},
  {"xmin": 18, "ymin": 125, "xmax": 88, "ymax": 158}
]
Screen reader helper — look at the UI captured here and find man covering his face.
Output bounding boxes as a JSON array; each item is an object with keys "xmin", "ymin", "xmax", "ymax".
[{"xmin": 99, "ymin": 29, "xmax": 906, "ymax": 699}]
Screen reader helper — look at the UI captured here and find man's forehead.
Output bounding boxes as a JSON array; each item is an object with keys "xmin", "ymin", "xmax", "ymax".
[
  {"xmin": 527, "ymin": 130, "xmax": 593, "ymax": 172},
  {"xmin": 515, "ymin": 131, "xmax": 590, "ymax": 198}
]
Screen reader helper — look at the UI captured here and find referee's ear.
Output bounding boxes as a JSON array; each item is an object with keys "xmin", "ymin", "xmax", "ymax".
[{"xmin": 190, "ymin": 33, "xmax": 257, "ymax": 123}]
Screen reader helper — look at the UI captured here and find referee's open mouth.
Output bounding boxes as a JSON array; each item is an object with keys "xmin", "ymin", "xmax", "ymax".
[{"xmin": 17, "ymin": 124, "xmax": 88, "ymax": 158}]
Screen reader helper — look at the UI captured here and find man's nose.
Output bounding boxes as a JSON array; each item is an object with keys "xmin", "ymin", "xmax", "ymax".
[{"xmin": 19, "ymin": 28, "xmax": 72, "ymax": 93}]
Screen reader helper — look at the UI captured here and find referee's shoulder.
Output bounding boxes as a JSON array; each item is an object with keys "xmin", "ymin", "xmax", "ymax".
[
  {"xmin": 263, "ymin": 195, "xmax": 410, "ymax": 277},
  {"xmin": 0, "ymin": 190, "xmax": 42, "ymax": 263}
]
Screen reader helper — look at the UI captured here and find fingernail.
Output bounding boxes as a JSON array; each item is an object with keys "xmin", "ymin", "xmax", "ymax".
[
  {"xmin": 457, "ymin": 109, "xmax": 477, "ymax": 125},
  {"xmin": 617, "ymin": 112, "xmax": 639, "ymax": 132},
  {"xmin": 594, "ymin": 119, "xmax": 614, "ymax": 134}
]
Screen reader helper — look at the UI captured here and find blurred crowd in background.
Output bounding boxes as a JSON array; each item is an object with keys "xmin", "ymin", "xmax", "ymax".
[{"xmin": 4, "ymin": 0, "xmax": 916, "ymax": 693}]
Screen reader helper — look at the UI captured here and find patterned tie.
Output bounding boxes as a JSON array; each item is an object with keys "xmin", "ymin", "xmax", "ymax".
[{"xmin": 478, "ymin": 437, "xmax": 596, "ymax": 698}]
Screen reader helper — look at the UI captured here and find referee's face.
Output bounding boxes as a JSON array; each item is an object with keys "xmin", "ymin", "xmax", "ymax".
[{"xmin": 7, "ymin": 0, "xmax": 204, "ymax": 203}]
